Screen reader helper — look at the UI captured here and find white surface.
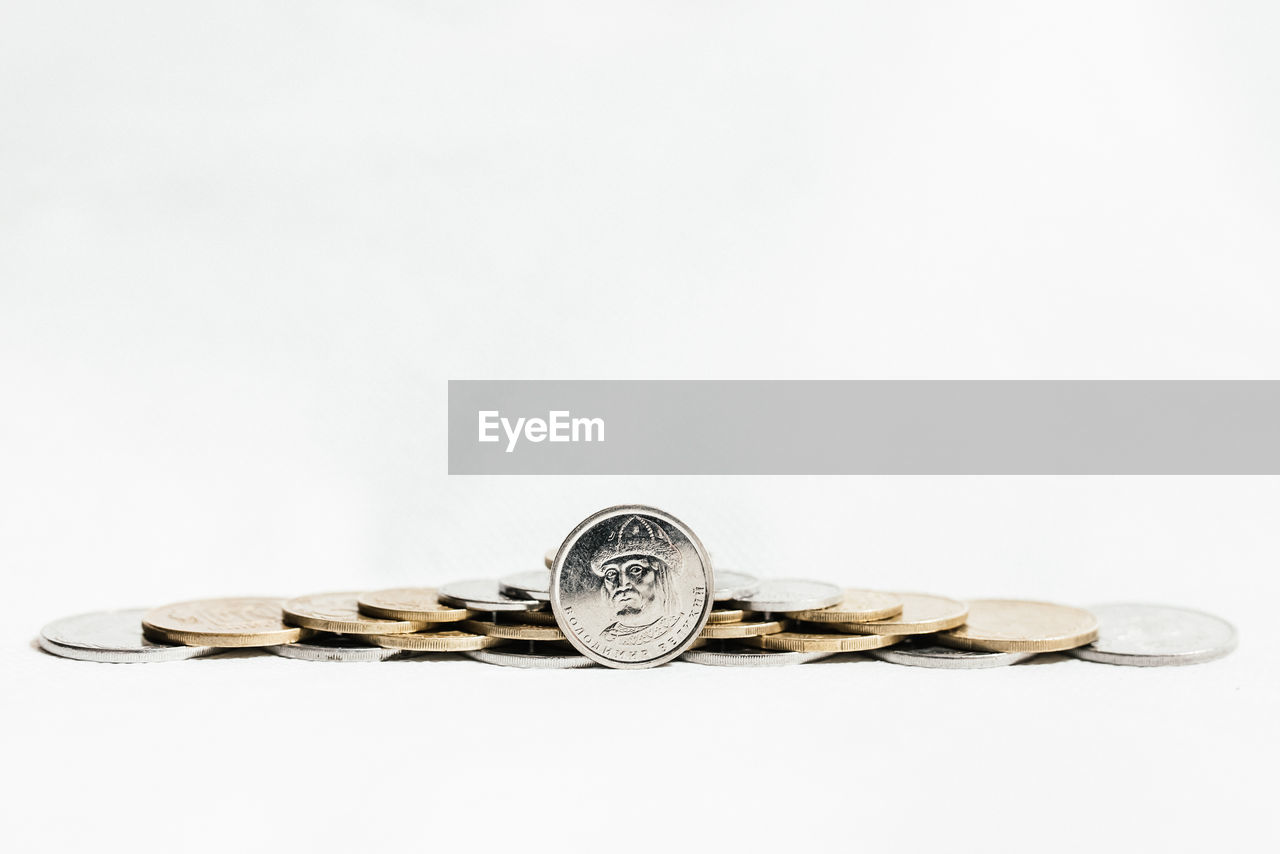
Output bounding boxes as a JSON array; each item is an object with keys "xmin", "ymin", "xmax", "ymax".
[{"xmin": 2, "ymin": 2, "xmax": 1278, "ymax": 851}]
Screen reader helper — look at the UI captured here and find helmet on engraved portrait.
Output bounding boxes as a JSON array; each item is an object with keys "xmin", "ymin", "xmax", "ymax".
[{"xmin": 589, "ymin": 516, "xmax": 682, "ymax": 576}]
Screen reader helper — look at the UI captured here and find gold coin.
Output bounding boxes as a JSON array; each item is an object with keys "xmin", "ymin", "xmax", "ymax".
[
  {"xmin": 142, "ymin": 597, "xmax": 303, "ymax": 647},
  {"xmin": 707, "ymin": 608, "xmax": 749, "ymax": 625},
  {"xmin": 544, "ymin": 547, "xmax": 558, "ymax": 569},
  {"xmin": 507, "ymin": 609, "xmax": 558, "ymax": 627},
  {"xmin": 463, "ymin": 619, "xmax": 566, "ymax": 642},
  {"xmin": 791, "ymin": 589, "xmax": 904, "ymax": 623},
  {"xmin": 357, "ymin": 587, "xmax": 471, "ymax": 623},
  {"xmin": 283, "ymin": 591, "xmax": 432, "ymax": 635},
  {"xmin": 747, "ymin": 631, "xmax": 905, "ymax": 653},
  {"xmin": 831, "ymin": 592, "xmax": 968, "ymax": 635},
  {"xmin": 367, "ymin": 630, "xmax": 507, "ymax": 652},
  {"xmin": 937, "ymin": 599, "xmax": 1099, "ymax": 653},
  {"xmin": 698, "ymin": 619, "xmax": 787, "ymax": 640}
]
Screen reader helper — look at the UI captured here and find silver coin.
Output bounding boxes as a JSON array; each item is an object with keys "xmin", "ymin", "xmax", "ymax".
[
  {"xmin": 872, "ymin": 639, "xmax": 1035, "ymax": 669},
  {"xmin": 1070, "ymin": 603, "xmax": 1237, "ymax": 667},
  {"xmin": 438, "ymin": 579, "xmax": 543, "ymax": 612},
  {"xmin": 465, "ymin": 647, "xmax": 596, "ymax": 669},
  {"xmin": 680, "ymin": 646, "xmax": 834, "ymax": 667},
  {"xmin": 498, "ymin": 570, "xmax": 550, "ymax": 602},
  {"xmin": 551, "ymin": 505, "xmax": 714, "ymax": 669},
  {"xmin": 264, "ymin": 635, "xmax": 408, "ymax": 662},
  {"xmin": 732, "ymin": 578, "xmax": 843, "ymax": 614},
  {"xmin": 38, "ymin": 609, "xmax": 223, "ymax": 663},
  {"xmin": 713, "ymin": 570, "xmax": 760, "ymax": 601}
]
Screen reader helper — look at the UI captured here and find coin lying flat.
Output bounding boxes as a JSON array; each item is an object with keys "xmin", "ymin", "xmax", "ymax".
[
  {"xmin": 508, "ymin": 608, "xmax": 558, "ymax": 626},
  {"xmin": 791, "ymin": 589, "xmax": 903, "ymax": 623},
  {"xmin": 713, "ymin": 570, "xmax": 761, "ymax": 602},
  {"xmin": 697, "ymin": 619, "xmax": 786, "ymax": 640},
  {"xmin": 732, "ymin": 579, "xmax": 843, "ymax": 614},
  {"xmin": 466, "ymin": 647, "xmax": 595, "ymax": 669},
  {"xmin": 439, "ymin": 579, "xmax": 542, "ymax": 613},
  {"xmin": 498, "ymin": 570, "xmax": 550, "ymax": 603},
  {"xmin": 39, "ymin": 609, "xmax": 224, "ymax": 663},
  {"xmin": 872, "ymin": 638, "xmax": 1035, "ymax": 669},
  {"xmin": 830, "ymin": 592, "xmax": 968, "ymax": 636},
  {"xmin": 142, "ymin": 597, "xmax": 303, "ymax": 647},
  {"xmin": 747, "ymin": 630, "xmax": 904, "ymax": 653},
  {"xmin": 1070, "ymin": 603, "xmax": 1237, "ymax": 666},
  {"xmin": 366, "ymin": 629, "xmax": 506, "ymax": 652},
  {"xmin": 681, "ymin": 646, "xmax": 835, "ymax": 667},
  {"xmin": 283, "ymin": 592, "xmax": 431, "ymax": 635},
  {"xmin": 707, "ymin": 608, "xmax": 749, "ymax": 625},
  {"xmin": 265, "ymin": 635, "xmax": 409, "ymax": 662},
  {"xmin": 357, "ymin": 587, "xmax": 470, "ymax": 623},
  {"xmin": 551, "ymin": 505, "xmax": 714, "ymax": 669},
  {"xmin": 937, "ymin": 599, "xmax": 1098, "ymax": 653},
  {"xmin": 463, "ymin": 619, "xmax": 566, "ymax": 642}
]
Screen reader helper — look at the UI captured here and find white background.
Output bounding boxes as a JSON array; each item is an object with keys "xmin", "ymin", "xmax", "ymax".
[{"xmin": 3, "ymin": 2, "xmax": 1277, "ymax": 851}]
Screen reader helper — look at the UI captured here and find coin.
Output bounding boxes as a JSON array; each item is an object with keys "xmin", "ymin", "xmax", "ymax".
[
  {"xmin": 357, "ymin": 587, "xmax": 470, "ymax": 623},
  {"xmin": 39, "ymin": 609, "xmax": 224, "ymax": 663},
  {"xmin": 791, "ymin": 589, "xmax": 904, "ymax": 623},
  {"xmin": 713, "ymin": 570, "xmax": 760, "ymax": 601},
  {"xmin": 283, "ymin": 592, "xmax": 431, "ymax": 635},
  {"xmin": 830, "ymin": 592, "xmax": 968, "ymax": 636},
  {"xmin": 544, "ymin": 547, "xmax": 558, "ymax": 569},
  {"xmin": 747, "ymin": 630, "xmax": 905, "ymax": 653},
  {"xmin": 466, "ymin": 647, "xmax": 596, "ymax": 669},
  {"xmin": 707, "ymin": 608, "xmax": 749, "ymax": 625},
  {"xmin": 366, "ymin": 629, "xmax": 506, "ymax": 652},
  {"xmin": 463, "ymin": 619, "xmax": 566, "ymax": 642},
  {"xmin": 872, "ymin": 638, "xmax": 1035, "ymax": 669},
  {"xmin": 438, "ymin": 579, "xmax": 542, "ymax": 612},
  {"xmin": 551, "ymin": 504, "xmax": 714, "ymax": 669},
  {"xmin": 697, "ymin": 618, "xmax": 787, "ymax": 640},
  {"xmin": 680, "ymin": 646, "xmax": 835, "ymax": 667},
  {"xmin": 732, "ymin": 579, "xmax": 843, "ymax": 614},
  {"xmin": 142, "ymin": 597, "xmax": 303, "ymax": 647},
  {"xmin": 498, "ymin": 570, "xmax": 550, "ymax": 602},
  {"xmin": 937, "ymin": 599, "xmax": 1098, "ymax": 653},
  {"xmin": 507, "ymin": 608, "xmax": 558, "ymax": 626},
  {"xmin": 1069, "ymin": 603, "xmax": 1237, "ymax": 666},
  {"xmin": 265, "ymin": 635, "xmax": 409, "ymax": 662}
]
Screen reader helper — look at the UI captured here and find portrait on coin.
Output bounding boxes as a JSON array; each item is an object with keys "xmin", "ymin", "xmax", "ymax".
[{"xmin": 587, "ymin": 515, "xmax": 684, "ymax": 645}]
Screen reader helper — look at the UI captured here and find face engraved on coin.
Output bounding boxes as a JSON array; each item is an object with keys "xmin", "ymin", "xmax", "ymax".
[
  {"xmin": 712, "ymin": 570, "xmax": 760, "ymax": 602},
  {"xmin": 551, "ymin": 505, "xmax": 713, "ymax": 669},
  {"xmin": 39, "ymin": 609, "xmax": 225, "ymax": 663},
  {"xmin": 871, "ymin": 638, "xmax": 1035, "ymax": 669},
  {"xmin": 438, "ymin": 579, "xmax": 542, "ymax": 612},
  {"xmin": 357, "ymin": 587, "xmax": 470, "ymax": 623},
  {"xmin": 731, "ymin": 579, "xmax": 843, "ymax": 614},
  {"xmin": 680, "ymin": 646, "xmax": 836, "ymax": 667},
  {"xmin": 1070, "ymin": 603, "xmax": 1237, "ymax": 666},
  {"xmin": 283, "ymin": 592, "xmax": 432, "ymax": 635},
  {"xmin": 264, "ymin": 635, "xmax": 410, "ymax": 662},
  {"xmin": 141, "ymin": 597, "xmax": 303, "ymax": 647},
  {"xmin": 937, "ymin": 599, "xmax": 1098, "ymax": 653},
  {"xmin": 498, "ymin": 570, "xmax": 551, "ymax": 602},
  {"xmin": 465, "ymin": 647, "xmax": 596, "ymax": 669}
]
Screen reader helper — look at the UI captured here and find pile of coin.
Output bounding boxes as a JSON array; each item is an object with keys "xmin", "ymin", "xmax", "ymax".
[{"xmin": 35, "ymin": 504, "xmax": 1238, "ymax": 670}]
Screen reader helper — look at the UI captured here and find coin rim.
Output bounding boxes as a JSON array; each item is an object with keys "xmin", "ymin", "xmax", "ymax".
[
  {"xmin": 828, "ymin": 592, "xmax": 969, "ymax": 635},
  {"xmin": 462, "ymin": 619, "xmax": 566, "ymax": 642},
  {"xmin": 936, "ymin": 599, "xmax": 1099, "ymax": 652},
  {"xmin": 746, "ymin": 630, "xmax": 906, "ymax": 653},
  {"xmin": 140, "ymin": 598, "xmax": 304, "ymax": 647},
  {"xmin": 365, "ymin": 630, "xmax": 507, "ymax": 652},
  {"xmin": 790, "ymin": 589, "xmax": 905, "ymax": 623},
  {"xmin": 697, "ymin": 618, "xmax": 787, "ymax": 639},
  {"xmin": 357, "ymin": 587, "xmax": 471, "ymax": 623},
  {"xmin": 283, "ymin": 592, "xmax": 432, "ymax": 635}
]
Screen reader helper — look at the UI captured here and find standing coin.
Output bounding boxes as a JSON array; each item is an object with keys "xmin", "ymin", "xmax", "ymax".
[
  {"xmin": 366, "ymin": 629, "xmax": 506, "ymax": 652},
  {"xmin": 937, "ymin": 599, "xmax": 1098, "ymax": 653},
  {"xmin": 283, "ymin": 592, "xmax": 431, "ymax": 635},
  {"xmin": 713, "ymin": 570, "xmax": 761, "ymax": 602},
  {"xmin": 872, "ymin": 638, "xmax": 1035, "ymax": 669},
  {"xmin": 438, "ymin": 579, "xmax": 542, "ymax": 612},
  {"xmin": 357, "ymin": 587, "xmax": 470, "ymax": 623},
  {"xmin": 1070, "ymin": 603, "xmax": 1237, "ymax": 667},
  {"xmin": 791, "ymin": 589, "xmax": 904, "ymax": 623},
  {"xmin": 681, "ymin": 646, "xmax": 835, "ymax": 667},
  {"xmin": 142, "ymin": 597, "xmax": 303, "ymax": 647},
  {"xmin": 265, "ymin": 635, "xmax": 409, "ymax": 662},
  {"xmin": 747, "ymin": 631, "xmax": 905, "ymax": 653},
  {"xmin": 498, "ymin": 570, "xmax": 550, "ymax": 602},
  {"xmin": 39, "ymin": 609, "xmax": 223, "ymax": 663},
  {"xmin": 830, "ymin": 592, "xmax": 968, "ymax": 636},
  {"xmin": 466, "ymin": 647, "xmax": 596, "ymax": 669},
  {"xmin": 551, "ymin": 505, "xmax": 714, "ymax": 669},
  {"xmin": 732, "ymin": 579, "xmax": 843, "ymax": 614},
  {"xmin": 697, "ymin": 619, "xmax": 787, "ymax": 640}
]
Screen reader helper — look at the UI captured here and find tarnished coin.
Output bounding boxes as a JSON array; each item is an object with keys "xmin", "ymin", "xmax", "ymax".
[
  {"xmin": 544, "ymin": 547, "xmax": 558, "ymax": 570},
  {"xmin": 1070, "ymin": 603, "xmax": 1237, "ymax": 666},
  {"xmin": 732, "ymin": 579, "xmax": 843, "ymax": 614},
  {"xmin": 466, "ymin": 647, "xmax": 596, "ymax": 669},
  {"xmin": 938, "ymin": 599, "xmax": 1098, "ymax": 653},
  {"xmin": 872, "ymin": 638, "xmax": 1035, "ymax": 669},
  {"xmin": 265, "ymin": 635, "xmax": 409, "ymax": 662},
  {"xmin": 681, "ymin": 646, "xmax": 835, "ymax": 667},
  {"xmin": 792, "ymin": 589, "xmax": 904, "ymax": 623},
  {"xmin": 498, "ymin": 570, "xmax": 550, "ymax": 603},
  {"xmin": 39, "ymin": 609, "xmax": 223, "ymax": 663},
  {"xmin": 463, "ymin": 619, "xmax": 566, "ymax": 642},
  {"xmin": 698, "ymin": 619, "xmax": 787, "ymax": 640},
  {"xmin": 142, "ymin": 597, "xmax": 303, "ymax": 647},
  {"xmin": 551, "ymin": 505, "xmax": 714, "ymax": 669},
  {"xmin": 831, "ymin": 592, "xmax": 968, "ymax": 636},
  {"xmin": 713, "ymin": 570, "xmax": 761, "ymax": 602},
  {"xmin": 507, "ymin": 608, "xmax": 558, "ymax": 626},
  {"xmin": 707, "ymin": 608, "xmax": 750, "ymax": 625},
  {"xmin": 366, "ymin": 629, "xmax": 506, "ymax": 652},
  {"xmin": 439, "ymin": 579, "xmax": 542, "ymax": 613},
  {"xmin": 283, "ymin": 592, "xmax": 431, "ymax": 635},
  {"xmin": 747, "ymin": 630, "xmax": 905, "ymax": 653},
  {"xmin": 357, "ymin": 587, "xmax": 470, "ymax": 623}
]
